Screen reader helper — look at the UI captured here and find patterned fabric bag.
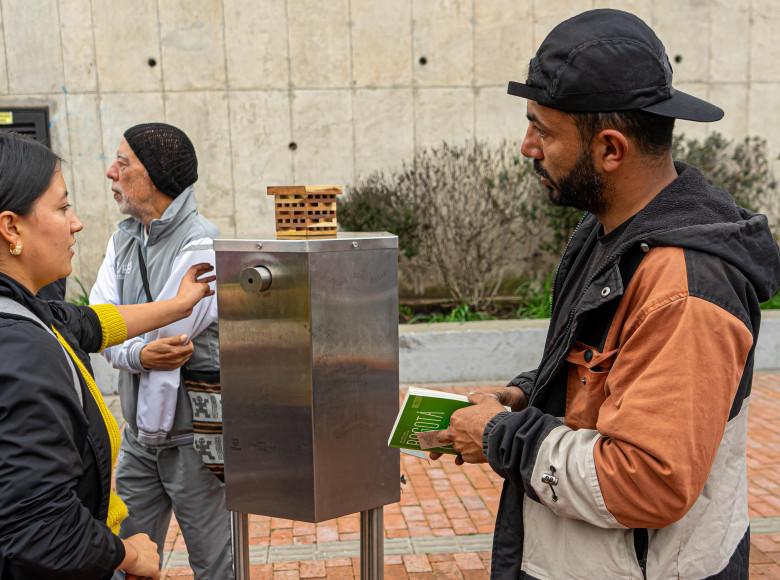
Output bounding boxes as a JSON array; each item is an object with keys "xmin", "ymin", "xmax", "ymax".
[{"xmin": 182, "ymin": 369, "xmax": 224, "ymax": 480}]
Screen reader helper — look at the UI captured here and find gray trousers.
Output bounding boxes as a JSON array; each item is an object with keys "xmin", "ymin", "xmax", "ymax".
[{"xmin": 115, "ymin": 430, "xmax": 233, "ymax": 580}]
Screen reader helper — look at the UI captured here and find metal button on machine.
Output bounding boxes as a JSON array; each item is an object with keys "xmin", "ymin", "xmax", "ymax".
[{"xmin": 239, "ymin": 266, "xmax": 272, "ymax": 293}]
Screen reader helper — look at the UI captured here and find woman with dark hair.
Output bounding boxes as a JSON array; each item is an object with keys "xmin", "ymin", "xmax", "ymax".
[{"xmin": 0, "ymin": 132, "xmax": 215, "ymax": 579}]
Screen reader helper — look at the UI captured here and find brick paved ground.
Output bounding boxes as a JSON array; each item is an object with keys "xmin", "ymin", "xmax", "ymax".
[{"xmin": 146, "ymin": 374, "xmax": 780, "ymax": 579}]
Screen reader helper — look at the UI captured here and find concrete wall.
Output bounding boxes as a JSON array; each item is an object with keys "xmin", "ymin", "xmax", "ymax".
[
  {"xmin": 0, "ymin": 0, "xmax": 778, "ymax": 294},
  {"xmin": 399, "ymin": 310, "xmax": 780, "ymax": 383}
]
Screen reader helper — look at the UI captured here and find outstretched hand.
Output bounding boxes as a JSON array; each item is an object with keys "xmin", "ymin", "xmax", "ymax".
[
  {"xmin": 175, "ymin": 263, "xmax": 216, "ymax": 316},
  {"xmin": 430, "ymin": 392, "xmax": 508, "ymax": 465}
]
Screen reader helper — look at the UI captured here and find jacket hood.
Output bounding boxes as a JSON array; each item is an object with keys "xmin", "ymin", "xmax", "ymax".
[
  {"xmin": 117, "ymin": 185, "xmax": 213, "ymax": 246},
  {"xmin": 611, "ymin": 162, "xmax": 780, "ymax": 302}
]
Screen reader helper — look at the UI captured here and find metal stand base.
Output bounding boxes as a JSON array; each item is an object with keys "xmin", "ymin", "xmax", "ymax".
[
  {"xmin": 231, "ymin": 511, "xmax": 250, "ymax": 580},
  {"xmin": 360, "ymin": 507, "xmax": 384, "ymax": 580},
  {"xmin": 231, "ymin": 507, "xmax": 384, "ymax": 579}
]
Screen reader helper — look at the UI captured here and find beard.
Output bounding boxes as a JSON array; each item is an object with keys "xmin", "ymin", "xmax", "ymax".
[{"xmin": 534, "ymin": 152, "xmax": 608, "ymax": 214}]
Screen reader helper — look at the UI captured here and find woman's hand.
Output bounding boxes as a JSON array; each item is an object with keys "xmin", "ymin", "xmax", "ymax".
[{"xmin": 175, "ymin": 263, "xmax": 216, "ymax": 317}]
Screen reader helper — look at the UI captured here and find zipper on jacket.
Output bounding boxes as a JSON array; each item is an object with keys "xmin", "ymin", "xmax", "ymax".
[
  {"xmin": 531, "ymin": 239, "xmax": 632, "ymax": 406},
  {"xmin": 549, "ymin": 213, "xmax": 588, "ymax": 315},
  {"xmin": 633, "ymin": 528, "xmax": 648, "ymax": 579}
]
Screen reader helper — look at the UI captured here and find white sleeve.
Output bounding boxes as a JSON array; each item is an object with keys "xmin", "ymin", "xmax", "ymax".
[
  {"xmin": 88, "ymin": 237, "xmax": 147, "ymax": 373},
  {"xmin": 138, "ymin": 239, "xmax": 218, "ymax": 401},
  {"xmin": 141, "ymin": 238, "xmax": 218, "ymax": 343}
]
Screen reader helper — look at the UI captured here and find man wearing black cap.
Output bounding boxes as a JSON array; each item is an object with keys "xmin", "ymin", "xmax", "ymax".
[
  {"xmin": 433, "ymin": 9, "xmax": 780, "ymax": 579},
  {"xmin": 90, "ymin": 123, "xmax": 232, "ymax": 579}
]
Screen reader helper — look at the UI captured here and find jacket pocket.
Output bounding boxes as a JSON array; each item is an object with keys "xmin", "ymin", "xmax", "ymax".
[{"xmin": 565, "ymin": 342, "xmax": 618, "ymax": 430}]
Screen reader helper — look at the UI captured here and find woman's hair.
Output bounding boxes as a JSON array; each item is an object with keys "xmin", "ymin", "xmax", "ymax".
[{"xmin": 0, "ymin": 132, "xmax": 60, "ymax": 216}]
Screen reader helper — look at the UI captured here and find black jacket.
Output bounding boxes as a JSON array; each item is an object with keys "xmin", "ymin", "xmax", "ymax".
[
  {"xmin": 0, "ymin": 273, "xmax": 125, "ymax": 579},
  {"xmin": 487, "ymin": 164, "xmax": 780, "ymax": 579}
]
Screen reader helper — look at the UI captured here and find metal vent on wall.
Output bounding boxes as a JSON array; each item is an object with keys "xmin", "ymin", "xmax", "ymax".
[{"xmin": 0, "ymin": 108, "xmax": 50, "ymax": 147}]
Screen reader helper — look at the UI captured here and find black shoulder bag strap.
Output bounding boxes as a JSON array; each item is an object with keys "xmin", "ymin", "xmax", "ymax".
[{"xmin": 136, "ymin": 243, "xmax": 154, "ymax": 303}]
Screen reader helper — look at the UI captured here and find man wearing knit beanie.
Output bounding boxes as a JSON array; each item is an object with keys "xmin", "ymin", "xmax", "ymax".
[{"xmin": 90, "ymin": 123, "xmax": 232, "ymax": 579}]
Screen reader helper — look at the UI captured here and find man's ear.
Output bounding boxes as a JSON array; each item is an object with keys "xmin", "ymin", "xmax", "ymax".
[
  {"xmin": 0, "ymin": 211, "xmax": 21, "ymax": 246},
  {"xmin": 593, "ymin": 129, "xmax": 629, "ymax": 174}
]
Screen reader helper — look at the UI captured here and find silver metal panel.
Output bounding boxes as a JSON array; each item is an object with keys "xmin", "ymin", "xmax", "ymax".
[
  {"xmin": 310, "ymin": 248, "xmax": 400, "ymax": 520},
  {"xmin": 213, "ymin": 231, "xmax": 397, "ymax": 254},
  {"xmin": 216, "ymin": 234, "xmax": 400, "ymax": 522},
  {"xmin": 217, "ymin": 249, "xmax": 315, "ymax": 519}
]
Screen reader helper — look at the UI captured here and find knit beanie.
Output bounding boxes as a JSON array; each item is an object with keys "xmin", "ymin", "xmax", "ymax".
[{"xmin": 123, "ymin": 123, "xmax": 198, "ymax": 198}]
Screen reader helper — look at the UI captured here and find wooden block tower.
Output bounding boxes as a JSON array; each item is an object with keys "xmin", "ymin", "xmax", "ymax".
[{"xmin": 267, "ymin": 185, "xmax": 342, "ymax": 237}]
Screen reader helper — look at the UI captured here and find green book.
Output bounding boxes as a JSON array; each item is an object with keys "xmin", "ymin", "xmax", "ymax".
[{"xmin": 387, "ymin": 387, "xmax": 473, "ymax": 456}]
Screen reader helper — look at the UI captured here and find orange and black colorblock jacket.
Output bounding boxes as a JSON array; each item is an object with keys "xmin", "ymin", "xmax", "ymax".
[{"xmin": 484, "ymin": 163, "xmax": 780, "ymax": 579}]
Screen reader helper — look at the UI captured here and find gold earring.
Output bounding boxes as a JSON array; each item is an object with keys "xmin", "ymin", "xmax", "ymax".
[{"xmin": 9, "ymin": 241, "xmax": 22, "ymax": 256}]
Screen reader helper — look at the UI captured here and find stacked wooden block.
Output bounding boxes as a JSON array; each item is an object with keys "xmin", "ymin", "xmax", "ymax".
[{"xmin": 267, "ymin": 185, "xmax": 342, "ymax": 237}]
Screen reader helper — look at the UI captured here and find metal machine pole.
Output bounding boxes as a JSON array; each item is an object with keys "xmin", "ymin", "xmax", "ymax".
[
  {"xmin": 231, "ymin": 511, "xmax": 250, "ymax": 580},
  {"xmin": 360, "ymin": 506, "xmax": 384, "ymax": 580}
]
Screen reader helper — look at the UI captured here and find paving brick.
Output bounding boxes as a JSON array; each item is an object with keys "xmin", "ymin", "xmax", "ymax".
[
  {"xmin": 460, "ymin": 570, "xmax": 490, "ymax": 580},
  {"xmin": 403, "ymin": 554, "xmax": 433, "ymax": 573},
  {"xmin": 408, "ymin": 522, "xmax": 434, "ymax": 537},
  {"xmin": 451, "ymin": 518, "xmax": 478, "ymax": 535},
  {"xmin": 293, "ymin": 522, "xmax": 316, "ymax": 536},
  {"xmin": 251, "ymin": 521, "xmax": 272, "ymax": 538},
  {"xmin": 427, "ymin": 512, "xmax": 451, "ymax": 528},
  {"xmin": 325, "ymin": 558, "xmax": 352, "ymax": 568},
  {"xmin": 325, "ymin": 565, "xmax": 354, "ymax": 580},
  {"xmin": 273, "ymin": 571, "xmax": 300, "ymax": 580},
  {"xmin": 432, "ymin": 560, "xmax": 463, "ymax": 579},
  {"xmin": 272, "ymin": 517, "xmax": 293, "ymax": 529},
  {"xmin": 454, "ymin": 553, "xmax": 485, "ymax": 571},
  {"xmin": 385, "ymin": 513, "xmax": 408, "ymax": 530},
  {"xmin": 428, "ymin": 553, "xmax": 455, "ymax": 563},
  {"xmin": 421, "ymin": 498, "xmax": 445, "ymax": 513},
  {"xmin": 460, "ymin": 495, "xmax": 486, "ymax": 511},
  {"xmin": 402, "ymin": 506, "xmax": 426, "ymax": 522},
  {"xmin": 384, "ymin": 564, "xmax": 409, "ymax": 580},
  {"xmin": 274, "ymin": 561, "xmax": 300, "ymax": 571},
  {"xmin": 270, "ymin": 529, "xmax": 294, "ymax": 546},
  {"xmin": 338, "ymin": 516, "xmax": 360, "ymax": 533},
  {"xmin": 248, "ymin": 564, "xmax": 273, "ymax": 580},
  {"xmin": 300, "ymin": 560, "xmax": 327, "ymax": 578},
  {"xmin": 316, "ymin": 525, "xmax": 340, "ymax": 543}
]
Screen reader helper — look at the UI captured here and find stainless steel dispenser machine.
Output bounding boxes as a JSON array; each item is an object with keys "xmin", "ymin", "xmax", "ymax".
[{"xmin": 214, "ymin": 222, "xmax": 400, "ymax": 579}]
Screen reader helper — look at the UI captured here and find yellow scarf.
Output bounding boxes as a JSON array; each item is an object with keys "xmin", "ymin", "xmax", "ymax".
[{"xmin": 52, "ymin": 324, "xmax": 128, "ymax": 534}]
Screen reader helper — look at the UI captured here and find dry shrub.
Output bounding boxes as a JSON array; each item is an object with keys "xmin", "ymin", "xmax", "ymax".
[
  {"xmin": 340, "ymin": 134, "xmax": 778, "ymax": 307},
  {"xmin": 341, "ymin": 141, "xmax": 549, "ymax": 306}
]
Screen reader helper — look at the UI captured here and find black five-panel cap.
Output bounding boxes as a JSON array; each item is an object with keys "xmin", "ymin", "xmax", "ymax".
[{"xmin": 508, "ymin": 9, "xmax": 724, "ymax": 122}]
